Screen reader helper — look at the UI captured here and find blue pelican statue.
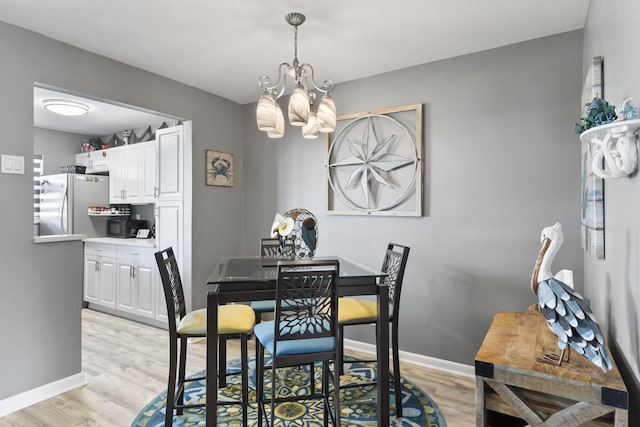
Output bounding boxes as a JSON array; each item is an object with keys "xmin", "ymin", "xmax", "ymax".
[{"xmin": 530, "ymin": 222, "xmax": 612, "ymax": 372}]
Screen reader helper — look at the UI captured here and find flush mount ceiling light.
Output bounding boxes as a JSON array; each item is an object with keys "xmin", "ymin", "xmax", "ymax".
[
  {"xmin": 43, "ymin": 99, "xmax": 90, "ymax": 116},
  {"xmin": 256, "ymin": 12, "xmax": 336, "ymax": 139}
]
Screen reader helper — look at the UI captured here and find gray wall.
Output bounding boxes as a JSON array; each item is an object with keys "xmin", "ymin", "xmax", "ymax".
[
  {"xmin": 33, "ymin": 127, "xmax": 88, "ymax": 175},
  {"xmin": 242, "ymin": 31, "xmax": 584, "ymax": 365},
  {"xmin": 583, "ymin": 0, "xmax": 640, "ymax": 418},
  {"xmin": 0, "ymin": 20, "xmax": 243, "ymax": 400}
]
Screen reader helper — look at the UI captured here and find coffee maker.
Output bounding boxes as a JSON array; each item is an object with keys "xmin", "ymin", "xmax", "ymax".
[{"xmin": 129, "ymin": 219, "xmax": 149, "ymax": 238}]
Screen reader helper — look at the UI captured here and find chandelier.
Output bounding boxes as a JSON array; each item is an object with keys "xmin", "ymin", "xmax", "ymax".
[{"xmin": 256, "ymin": 12, "xmax": 336, "ymax": 139}]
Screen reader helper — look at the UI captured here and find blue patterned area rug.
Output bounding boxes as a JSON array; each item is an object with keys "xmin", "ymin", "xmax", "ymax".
[{"xmin": 131, "ymin": 357, "xmax": 447, "ymax": 426}]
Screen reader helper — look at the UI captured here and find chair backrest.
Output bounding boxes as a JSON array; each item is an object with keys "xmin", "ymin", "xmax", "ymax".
[
  {"xmin": 273, "ymin": 260, "xmax": 339, "ymax": 351},
  {"xmin": 260, "ymin": 238, "xmax": 280, "ymax": 267},
  {"xmin": 382, "ymin": 243, "xmax": 410, "ymax": 312},
  {"xmin": 154, "ymin": 247, "xmax": 186, "ymax": 332}
]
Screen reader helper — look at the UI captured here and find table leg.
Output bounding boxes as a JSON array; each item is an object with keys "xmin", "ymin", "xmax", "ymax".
[
  {"xmin": 377, "ymin": 283, "xmax": 390, "ymax": 426},
  {"xmin": 475, "ymin": 376, "xmax": 487, "ymax": 427},
  {"xmin": 206, "ymin": 291, "xmax": 219, "ymax": 427}
]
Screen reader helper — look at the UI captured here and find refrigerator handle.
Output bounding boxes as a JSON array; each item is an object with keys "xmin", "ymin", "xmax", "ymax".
[{"xmin": 61, "ymin": 193, "xmax": 68, "ymax": 234}]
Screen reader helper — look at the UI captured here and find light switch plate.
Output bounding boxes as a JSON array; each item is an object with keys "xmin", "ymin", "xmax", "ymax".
[{"xmin": 1, "ymin": 154, "xmax": 25, "ymax": 174}]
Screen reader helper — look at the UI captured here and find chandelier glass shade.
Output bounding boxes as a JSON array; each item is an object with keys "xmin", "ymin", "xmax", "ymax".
[{"xmin": 256, "ymin": 13, "xmax": 336, "ymax": 139}]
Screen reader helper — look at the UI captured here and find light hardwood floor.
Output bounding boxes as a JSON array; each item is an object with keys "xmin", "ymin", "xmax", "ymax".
[{"xmin": 0, "ymin": 309, "xmax": 476, "ymax": 426}]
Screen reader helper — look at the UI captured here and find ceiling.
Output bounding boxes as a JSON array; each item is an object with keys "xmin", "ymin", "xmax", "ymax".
[
  {"xmin": 4, "ymin": 0, "xmax": 590, "ymax": 134},
  {"xmin": 34, "ymin": 86, "xmax": 177, "ymax": 136}
]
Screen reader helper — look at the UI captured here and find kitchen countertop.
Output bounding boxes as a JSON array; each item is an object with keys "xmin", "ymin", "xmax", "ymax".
[
  {"xmin": 33, "ymin": 234, "xmax": 87, "ymax": 244},
  {"xmin": 83, "ymin": 237, "xmax": 156, "ymax": 248}
]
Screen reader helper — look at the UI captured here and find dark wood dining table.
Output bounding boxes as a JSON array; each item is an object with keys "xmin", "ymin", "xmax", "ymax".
[{"xmin": 205, "ymin": 255, "xmax": 391, "ymax": 427}]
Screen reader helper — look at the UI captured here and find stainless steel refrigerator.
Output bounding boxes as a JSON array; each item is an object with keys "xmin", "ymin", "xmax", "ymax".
[{"xmin": 39, "ymin": 173, "xmax": 109, "ymax": 237}]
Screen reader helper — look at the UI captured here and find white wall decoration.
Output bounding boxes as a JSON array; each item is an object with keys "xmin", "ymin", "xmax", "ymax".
[{"xmin": 325, "ymin": 104, "xmax": 422, "ymax": 216}]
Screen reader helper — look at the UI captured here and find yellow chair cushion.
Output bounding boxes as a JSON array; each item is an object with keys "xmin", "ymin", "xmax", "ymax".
[
  {"xmin": 177, "ymin": 305, "xmax": 256, "ymax": 335},
  {"xmin": 338, "ymin": 297, "xmax": 392, "ymax": 324}
]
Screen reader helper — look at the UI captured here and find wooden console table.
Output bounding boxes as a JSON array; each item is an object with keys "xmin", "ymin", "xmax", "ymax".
[{"xmin": 475, "ymin": 311, "xmax": 628, "ymax": 426}]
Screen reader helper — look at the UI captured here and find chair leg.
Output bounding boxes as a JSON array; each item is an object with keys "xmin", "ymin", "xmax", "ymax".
[
  {"xmin": 219, "ymin": 336, "xmax": 228, "ymax": 388},
  {"xmin": 334, "ymin": 341, "xmax": 342, "ymax": 427},
  {"xmin": 392, "ymin": 321, "xmax": 402, "ymax": 418},
  {"xmin": 338, "ymin": 325, "xmax": 345, "ymax": 375},
  {"xmin": 333, "ymin": 363, "xmax": 341, "ymax": 427},
  {"xmin": 165, "ymin": 336, "xmax": 178, "ymax": 427},
  {"xmin": 270, "ymin": 358, "xmax": 277, "ymax": 427},
  {"xmin": 309, "ymin": 361, "xmax": 315, "ymax": 394},
  {"xmin": 241, "ymin": 333, "xmax": 249, "ymax": 427},
  {"xmin": 176, "ymin": 337, "xmax": 188, "ymax": 415},
  {"xmin": 254, "ymin": 312, "xmax": 262, "ymax": 372},
  {"xmin": 256, "ymin": 343, "xmax": 265, "ymax": 427},
  {"xmin": 322, "ymin": 360, "xmax": 330, "ymax": 427}
]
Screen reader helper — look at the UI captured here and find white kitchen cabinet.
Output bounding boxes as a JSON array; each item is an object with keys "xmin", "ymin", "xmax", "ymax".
[
  {"xmin": 83, "ymin": 243, "xmax": 117, "ymax": 309},
  {"xmin": 156, "ymin": 126, "xmax": 184, "ymax": 201},
  {"xmin": 84, "ymin": 241, "xmax": 160, "ymax": 324},
  {"xmin": 155, "ymin": 125, "xmax": 186, "ymax": 314},
  {"xmin": 141, "ymin": 141, "xmax": 158, "ymax": 201},
  {"xmin": 116, "ymin": 246, "xmax": 156, "ymax": 319},
  {"xmin": 108, "ymin": 147, "xmax": 127, "ymax": 203},
  {"xmin": 109, "ymin": 145, "xmax": 142, "ymax": 204},
  {"xmin": 155, "ymin": 201, "xmax": 182, "ymax": 321},
  {"xmin": 155, "ymin": 202, "xmax": 183, "ymax": 260},
  {"xmin": 123, "ymin": 144, "xmax": 142, "ymax": 202},
  {"xmin": 84, "ymin": 256, "xmax": 99, "ymax": 303},
  {"xmin": 108, "ymin": 141, "xmax": 157, "ymax": 204},
  {"xmin": 75, "ymin": 149, "xmax": 110, "ymax": 173}
]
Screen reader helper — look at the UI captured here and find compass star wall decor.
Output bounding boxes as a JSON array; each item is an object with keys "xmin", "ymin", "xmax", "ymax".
[{"xmin": 326, "ymin": 104, "xmax": 422, "ymax": 216}]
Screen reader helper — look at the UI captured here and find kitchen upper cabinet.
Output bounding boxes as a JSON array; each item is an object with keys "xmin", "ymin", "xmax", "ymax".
[
  {"xmin": 141, "ymin": 141, "xmax": 158, "ymax": 201},
  {"xmin": 108, "ymin": 147, "xmax": 128, "ymax": 203},
  {"xmin": 76, "ymin": 149, "xmax": 110, "ymax": 173},
  {"xmin": 108, "ymin": 141, "xmax": 157, "ymax": 204},
  {"xmin": 156, "ymin": 126, "xmax": 183, "ymax": 201}
]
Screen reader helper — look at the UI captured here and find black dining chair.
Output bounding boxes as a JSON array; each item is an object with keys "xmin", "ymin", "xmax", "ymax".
[
  {"xmin": 155, "ymin": 247, "xmax": 256, "ymax": 427},
  {"xmin": 337, "ymin": 243, "xmax": 410, "ymax": 417},
  {"xmin": 251, "ymin": 238, "xmax": 280, "ymax": 323},
  {"xmin": 254, "ymin": 259, "xmax": 342, "ymax": 427}
]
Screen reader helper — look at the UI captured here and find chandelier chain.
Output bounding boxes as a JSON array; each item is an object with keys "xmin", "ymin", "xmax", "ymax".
[{"xmin": 293, "ymin": 25, "xmax": 298, "ymax": 65}]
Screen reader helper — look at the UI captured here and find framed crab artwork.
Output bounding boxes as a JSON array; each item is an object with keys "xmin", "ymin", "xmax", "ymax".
[{"xmin": 206, "ymin": 150, "xmax": 234, "ymax": 187}]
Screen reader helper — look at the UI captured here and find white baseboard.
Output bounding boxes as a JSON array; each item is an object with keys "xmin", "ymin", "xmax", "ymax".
[
  {"xmin": 344, "ymin": 338, "xmax": 475, "ymax": 378},
  {"xmin": 0, "ymin": 372, "xmax": 87, "ymax": 417}
]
